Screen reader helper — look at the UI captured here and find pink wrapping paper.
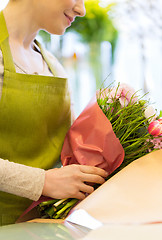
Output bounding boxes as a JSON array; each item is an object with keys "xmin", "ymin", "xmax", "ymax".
[{"xmin": 61, "ymin": 98, "xmax": 124, "ymax": 174}]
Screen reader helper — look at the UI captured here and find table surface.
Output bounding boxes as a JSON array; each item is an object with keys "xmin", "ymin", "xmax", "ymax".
[
  {"xmin": 1, "ymin": 221, "xmax": 162, "ymax": 240},
  {"xmin": 0, "ymin": 221, "xmax": 91, "ymax": 240}
]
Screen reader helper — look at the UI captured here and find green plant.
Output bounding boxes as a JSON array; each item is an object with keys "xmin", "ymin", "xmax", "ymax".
[{"xmin": 66, "ymin": 0, "xmax": 118, "ymax": 61}]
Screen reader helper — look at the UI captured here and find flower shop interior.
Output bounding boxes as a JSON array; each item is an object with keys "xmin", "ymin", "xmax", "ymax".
[{"xmin": 0, "ymin": 0, "xmax": 162, "ymax": 239}]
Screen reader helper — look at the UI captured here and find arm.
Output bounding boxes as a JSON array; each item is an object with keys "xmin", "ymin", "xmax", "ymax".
[{"xmin": 0, "ymin": 158, "xmax": 45, "ymax": 201}]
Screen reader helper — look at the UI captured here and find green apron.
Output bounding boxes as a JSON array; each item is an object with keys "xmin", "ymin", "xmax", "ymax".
[{"xmin": 0, "ymin": 11, "xmax": 71, "ymax": 226}]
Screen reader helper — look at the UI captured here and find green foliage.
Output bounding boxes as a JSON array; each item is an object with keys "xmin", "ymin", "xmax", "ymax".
[
  {"xmin": 97, "ymin": 83, "xmax": 156, "ymax": 172},
  {"xmin": 66, "ymin": 0, "xmax": 118, "ymax": 63},
  {"xmin": 67, "ymin": 0, "xmax": 118, "ymax": 44},
  {"xmin": 159, "ymin": 110, "xmax": 162, "ymax": 118}
]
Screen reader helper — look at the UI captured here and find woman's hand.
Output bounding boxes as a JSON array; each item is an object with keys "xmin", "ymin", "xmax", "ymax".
[{"xmin": 42, "ymin": 165, "xmax": 108, "ymax": 200}]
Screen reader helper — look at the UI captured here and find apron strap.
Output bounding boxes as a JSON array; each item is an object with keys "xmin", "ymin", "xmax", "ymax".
[
  {"xmin": 34, "ymin": 39, "xmax": 56, "ymax": 77},
  {"xmin": 0, "ymin": 11, "xmax": 16, "ymax": 73}
]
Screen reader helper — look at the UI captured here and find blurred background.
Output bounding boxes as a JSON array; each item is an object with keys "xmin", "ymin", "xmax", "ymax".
[{"xmin": 1, "ymin": 0, "xmax": 162, "ymax": 117}]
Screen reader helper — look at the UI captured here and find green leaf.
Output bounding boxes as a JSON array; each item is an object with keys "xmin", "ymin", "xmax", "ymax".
[{"xmin": 159, "ymin": 110, "xmax": 162, "ymax": 118}]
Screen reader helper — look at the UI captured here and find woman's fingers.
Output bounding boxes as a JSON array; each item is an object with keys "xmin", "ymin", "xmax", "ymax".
[
  {"xmin": 78, "ymin": 165, "xmax": 108, "ymax": 184},
  {"xmin": 75, "ymin": 192, "xmax": 86, "ymax": 200},
  {"xmin": 79, "ymin": 183, "xmax": 94, "ymax": 194},
  {"xmin": 72, "ymin": 184, "xmax": 94, "ymax": 200},
  {"xmin": 80, "ymin": 173, "xmax": 106, "ymax": 184},
  {"xmin": 79, "ymin": 165, "xmax": 108, "ymax": 178}
]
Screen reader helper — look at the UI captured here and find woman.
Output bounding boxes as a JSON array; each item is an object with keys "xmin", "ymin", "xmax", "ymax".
[{"xmin": 0, "ymin": 0, "xmax": 108, "ymax": 226}]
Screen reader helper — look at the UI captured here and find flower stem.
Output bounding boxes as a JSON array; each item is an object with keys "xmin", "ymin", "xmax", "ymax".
[{"xmin": 54, "ymin": 199, "xmax": 78, "ymax": 219}]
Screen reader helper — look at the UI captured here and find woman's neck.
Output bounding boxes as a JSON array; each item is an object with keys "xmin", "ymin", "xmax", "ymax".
[{"xmin": 3, "ymin": 2, "xmax": 40, "ymax": 50}]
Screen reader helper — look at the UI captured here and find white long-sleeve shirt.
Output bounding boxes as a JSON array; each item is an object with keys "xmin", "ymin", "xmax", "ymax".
[{"xmin": 0, "ymin": 45, "xmax": 68, "ymax": 201}]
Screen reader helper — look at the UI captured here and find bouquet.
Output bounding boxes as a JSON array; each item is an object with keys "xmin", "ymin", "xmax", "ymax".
[
  {"xmin": 23, "ymin": 83, "xmax": 162, "ymax": 221},
  {"xmin": 97, "ymin": 83, "xmax": 162, "ymax": 176}
]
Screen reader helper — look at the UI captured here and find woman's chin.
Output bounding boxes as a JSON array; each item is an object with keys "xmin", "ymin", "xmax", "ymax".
[{"xmin": 47, "ymin": 29, "xmax": 66, "ymax": 36}]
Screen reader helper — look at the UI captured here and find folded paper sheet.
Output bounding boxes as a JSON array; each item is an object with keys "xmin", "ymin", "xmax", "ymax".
[
  {"xmin": 61, "ymin": 98, "xmax": 124, "ymax": 174},
  {"xmin": 71, "ymin": 150, "xmax": 162, "ymax": 225},
  {"xmin": 66, "ymin": 209, "xmax": 103, "ymax": 230}
]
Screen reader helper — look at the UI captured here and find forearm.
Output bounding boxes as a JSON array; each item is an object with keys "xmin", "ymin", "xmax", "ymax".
[{"xmin": 0, "ymin": 158, "xmax": 45, "ymax": 201}]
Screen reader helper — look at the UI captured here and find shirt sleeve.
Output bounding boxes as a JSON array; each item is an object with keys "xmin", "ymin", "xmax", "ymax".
[{"xmin": 0, "ymin": 158, "xmax": 45, "ymax": 201}]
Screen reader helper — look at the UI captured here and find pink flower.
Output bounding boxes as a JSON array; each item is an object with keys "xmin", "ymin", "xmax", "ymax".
[
  {"xmin": 148, "ymin": 137, "xmax": 162, "ymax": 151},
  {"xmin": 158, "ymin": 118, "xmax": 162, "ymax": 125},
  {"xmin": 97, "ymin": 83, "xmax": 138, "ymax": 108},
  {"xmin": 148, "ymin": 119, "xmax": 162, "ymax": 136},
  {"xmin": 109, "ymin": 83, "xmax": 138, "ymax": 108}
]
